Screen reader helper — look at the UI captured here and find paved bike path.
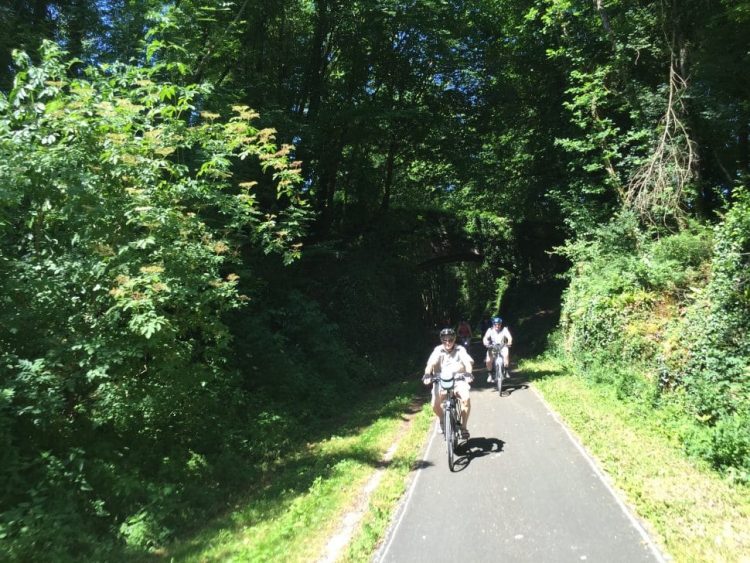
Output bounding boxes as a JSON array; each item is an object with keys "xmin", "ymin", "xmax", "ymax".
[{"xmin": 374, "ymin": 371, "xmax": 665, "ymax": 562}]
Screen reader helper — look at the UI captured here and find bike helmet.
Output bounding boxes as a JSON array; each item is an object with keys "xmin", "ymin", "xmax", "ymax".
[
  {"xmin": 440, "ymin": 327, "xmax": 456, "ymax": 341},
  {"xmin": 492, "ymin": 316, "xmax": 502, "ymax": 324}
]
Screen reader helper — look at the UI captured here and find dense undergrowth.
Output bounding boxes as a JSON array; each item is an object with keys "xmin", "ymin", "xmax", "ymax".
[
  {"xmin": 0, "ymin": 222, "xmax": 426, "ymax": 561},
  {"xmin": 0, "ymin": 47, "xmax": 427, "ymax": 561},
  {"xmin": 558, "ymin": 201, "xmax": 750, "ymax": 483},
  {"xmin": 1, "ymin": 241, "xmax": 426, "ymax": 562},
  {"xmin": 2, "ymin": 7, "xmax": 749, "ymax": 558}
]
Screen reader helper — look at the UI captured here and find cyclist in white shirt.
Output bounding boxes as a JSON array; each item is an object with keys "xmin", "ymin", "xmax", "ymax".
[
  {"xmin": 482, "ymin": 316, "xmax": 512, "ymax": 382},
  {"xmin": 422, "ymin": 328, "xmax": 474, "ymax": 438}
]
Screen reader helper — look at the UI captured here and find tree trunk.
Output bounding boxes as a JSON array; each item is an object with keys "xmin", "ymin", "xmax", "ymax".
[
  {"xmin": 315, "ymin": 129, "xmax": 346, "ymax": 236},
  {"xmin": 380, "ymin": 137, "xmax": 397, "ymax": 214},
  {"xmin": 298, "ymin": 0, "xmax": 328, "ymax": 117},
  {"xmin": 739, "ymin": 114, "xmax": 749, "ymax": 177},
  {"xmin": 594, "ymin": 0, "xmax": 615, "ymax": 44}
]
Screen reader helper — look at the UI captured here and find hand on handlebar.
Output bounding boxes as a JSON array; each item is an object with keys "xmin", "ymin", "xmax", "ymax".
[{"xmin": 427, "ymin": 373, "xmax": 469, "ymax": 383}]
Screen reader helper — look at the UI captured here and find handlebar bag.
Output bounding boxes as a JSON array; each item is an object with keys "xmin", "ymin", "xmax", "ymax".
[{"xmin": 439, "ymin": 372, "xmax": 455, "ymax": 390}]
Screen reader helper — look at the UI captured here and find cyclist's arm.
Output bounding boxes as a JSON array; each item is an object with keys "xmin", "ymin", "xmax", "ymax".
[
  {"xmin": 422, "ymin": 348, "xmax": 440, "ymax": 383},
  {"xmin": 458, "ymin": 349, "xmax": 473, "ymax": 378}
]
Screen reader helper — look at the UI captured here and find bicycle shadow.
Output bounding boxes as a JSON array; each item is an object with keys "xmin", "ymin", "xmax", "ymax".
[
  {"xmin": 473, "ymin": 364, "xmax": 529, "ymax": 395},
  {"xmin": 500, "ymin": 375, "xmax": 529, "ymax": 396},
  {"xmin": 483, "ymin": 369, "xmax": 529, "ymax": 397},
  {"xmin": 452, "ymin": 437, "xmax": 505, "ymax": 471}
]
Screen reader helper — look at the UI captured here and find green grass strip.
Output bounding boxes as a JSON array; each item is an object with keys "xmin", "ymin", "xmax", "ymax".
[
  {"xmin": 342, "ymin": 405, "xmax": 432, "ymax": 562},
  {"xmin": 523, "ymin": 358, "xmax": 750, "ymax": 563},
  {"xmin": 164, "ymin": 381, "xmax": 432, "ymax": 562}
]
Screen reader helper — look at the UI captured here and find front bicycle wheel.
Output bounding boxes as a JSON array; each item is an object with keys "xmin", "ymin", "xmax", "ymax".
[
  {"xmin": 444, "ymin": 407, "xmax": 454, "ymax": 470},
  {"xmin": 450, "ymin": 405, "xmax": 459, "ymax": 448},
  {"xmin": 495, "ymin": 359, "xmax": 504, "ymax": 395}
]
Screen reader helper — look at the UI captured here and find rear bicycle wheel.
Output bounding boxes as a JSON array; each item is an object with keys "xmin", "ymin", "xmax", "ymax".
[{"xmin": 444, "ymin": 408, "xmax": 454, "ymax": 470}]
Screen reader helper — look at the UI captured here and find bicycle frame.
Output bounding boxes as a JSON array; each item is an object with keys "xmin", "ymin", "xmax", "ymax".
[
  {"xmin": 489, "ymin": 344, "xmax": 506, "ymax": 395},
  {"xmin": 433, "ymin": 374, "xmax": 465, "ymax": 471}
]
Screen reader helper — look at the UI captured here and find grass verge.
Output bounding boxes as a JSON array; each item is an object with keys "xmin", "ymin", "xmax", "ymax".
[
  {"xmin": 162, "ymin": 379, "xmax": 433, "ymax": 562},
  {"xmin": 341, "ymin": 403, "xmax": 432, "ymax": 561},
  {"xmin": 521, "ymin": 357, "xmax": 750, "ymax": 563}
]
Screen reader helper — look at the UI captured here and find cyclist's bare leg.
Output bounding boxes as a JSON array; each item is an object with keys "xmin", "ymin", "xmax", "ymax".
[
  {"xmin": 456, "ymin": 382, "xmax": 471, "ymax": 434},
  {"xmin": 431, "ymin": 387, "xmax": 445, "ymax": 418},
  {"xmin": 431, "ymin": 387, "xmax": 446, "ymax": 433},
  {"xmin": 460, "ymin": 398, "xmax": 470, "ymax": 429}
]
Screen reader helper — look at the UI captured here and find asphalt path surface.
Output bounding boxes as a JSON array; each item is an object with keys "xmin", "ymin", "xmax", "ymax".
[{"xmin": 374, "ymin": 361, "xmax": 665, "ymax": 563}]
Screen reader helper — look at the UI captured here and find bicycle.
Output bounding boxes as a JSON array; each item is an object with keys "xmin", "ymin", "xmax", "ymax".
[
  {"xmin": 488, "ymin": 343, "xmax": 507, "ymax": 396},
  {"xmin": 432, "ymin": 371, "xmax": 467, "ymax": 471}
]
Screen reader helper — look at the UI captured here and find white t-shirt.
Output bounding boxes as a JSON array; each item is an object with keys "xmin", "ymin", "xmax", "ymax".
[
  {"xmin": 483, "ymin": 326, "xmax": 512, "ymax": 347},
  {"xmin": 424, "ymin": 344, "xmax": 473, "ymax": 378}
]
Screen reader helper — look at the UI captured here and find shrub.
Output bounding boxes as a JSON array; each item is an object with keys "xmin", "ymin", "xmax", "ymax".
[
  {"xmin": 0, "ymin": 43, "xmax": 306, "ymax": 558},
  {"xmin": 558, "ymin": 205, "xmax": 749, "ymax": 479},
  {"xmin": 676, "ymin": 190, "xmax": 750, "ymax": 421}
]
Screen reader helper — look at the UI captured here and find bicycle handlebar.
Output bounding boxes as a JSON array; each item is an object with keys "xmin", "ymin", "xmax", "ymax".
[{"xmin": 429, "ymin": 374, "xmax": 468, "ymax": 383}]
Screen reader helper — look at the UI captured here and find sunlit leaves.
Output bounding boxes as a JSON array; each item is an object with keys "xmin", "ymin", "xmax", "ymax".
[{"xmin": 0, "ymin": 43, "xmax": 309, "ymax": 552}]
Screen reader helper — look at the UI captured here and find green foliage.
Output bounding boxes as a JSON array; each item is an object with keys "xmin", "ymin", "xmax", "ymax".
[
  {"xmin": 559, "ymin": 203, "xmax": 749, "ymax": 480},
  {"xmin": 273, "ymin": 212, "xmax": 430, "ymax": 374},
  {"xmin": 119, "ymin": 509, "xmax": 171, "ymax": 549},
  {"xmin": 461, "ymin": 210, "xmax": 514, "ymax": 319},
  {"xmin": 685, "ymin": 412, "xmax": 750, "ymax": 483},
  {"xmin": 0, "ymin": 43, "xmax": 307, "ymax": 558},
  {"xmin": 670, "ymin": 190, "xmax": 750, "ymax": 478},
  {"xmin": 228, "ymin": 289, "xmax": 376, "ymax": 424},
  {"xmin": 528, "ymin": 357, "xmax": 750, "ymax": 562},
  {"xmin": 2, "ymin": 0, "xmax": 750, "ymax": 555}
]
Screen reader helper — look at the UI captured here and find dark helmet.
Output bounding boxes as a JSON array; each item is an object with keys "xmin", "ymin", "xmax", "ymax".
[
  {"xmin": 492, "ymin": 316, "xmax": 502, "ymax": 324},
  {"xmin": 440, "ymin": 327, "xmax": 456, "ymax": 341}
]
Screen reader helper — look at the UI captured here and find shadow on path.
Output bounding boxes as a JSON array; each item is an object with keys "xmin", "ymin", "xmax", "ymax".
[
  {"xmin": 500, "ymin": 372, "xmax": 529, "ymax": 396},
  {"xmin": 475, "ymin": 368, "xmax": 530, "ymax": 397},
  {"xmin": 451, "ymin": 437, "xmax": 505, "ymax": 472}
]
